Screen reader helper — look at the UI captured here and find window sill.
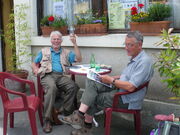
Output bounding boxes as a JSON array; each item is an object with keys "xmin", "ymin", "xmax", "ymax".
[{"xmin": 31, "ymin": 34, "xmax": 169, "ymax": 49}]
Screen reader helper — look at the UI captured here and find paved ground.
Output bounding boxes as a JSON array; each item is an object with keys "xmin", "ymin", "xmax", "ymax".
[
  {"xmin": 0, "ymin": 91, "xmax": 153, "ymax": 135},
  {"xmin": 0, "ymin": 107, "xmax": 152, "ymax": 135}
]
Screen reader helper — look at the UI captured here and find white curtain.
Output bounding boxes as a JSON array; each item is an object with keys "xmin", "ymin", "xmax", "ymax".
[
  {"xmin": 43, "ymin": 0, "xmax": 54, "ymax": 16},
  {"xmin": 169, "ymin": 0, "xmax": 180, "ymax": 29},
  {"xmin": 43, "ymin": 0, "xmax": 66, "ymax": 18}
]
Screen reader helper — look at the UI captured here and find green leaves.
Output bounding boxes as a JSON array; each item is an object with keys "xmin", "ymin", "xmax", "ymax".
[
  {"xmin": 148, "ymin": 3, "xmax": 171, "ymax": 21},
  {"xmin": 155, "ymin": 29, "xmax": 180, "ymax": 96},
  {"xmin": 40, "ymin": 15, "xmax": 68, "ymax": 28}
]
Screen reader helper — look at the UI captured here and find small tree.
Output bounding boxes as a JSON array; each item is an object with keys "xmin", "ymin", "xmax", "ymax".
[{"xmin": 155, "ymin": 28, "xmax": 180, "ymax": 96}]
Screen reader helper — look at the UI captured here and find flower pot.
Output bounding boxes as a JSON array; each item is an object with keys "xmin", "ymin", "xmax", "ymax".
[
  {"xmin": 54, "ymin": 26, "xmax": 68, "ymax": 35},
  {"xmin": 130, "ymin": 21, "xmax": 171, "ymax": 36},
  {"xmin": 5, "ymin": 70, "xmax": 29, "ymax": 92},
  {"xmin": 41, "ymin": 26, "xmax": 54, "ymax": 37},
  {"xmin": 75, "ymin": 24, "xmax": 107, "ymax": 36},
  {"xmin": 41, "ymin": 26, "xmax": 68, "ymax": 37}
]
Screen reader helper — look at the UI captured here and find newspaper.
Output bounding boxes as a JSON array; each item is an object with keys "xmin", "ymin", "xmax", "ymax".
[{"xmin": 87, "ymin": 70, "xmax": 112, "ymax": 88}]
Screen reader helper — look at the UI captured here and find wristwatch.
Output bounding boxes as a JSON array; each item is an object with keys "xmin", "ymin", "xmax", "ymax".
[{"xmin": 112, "ymin": 78, "xmax": 118, "ymax": 85}]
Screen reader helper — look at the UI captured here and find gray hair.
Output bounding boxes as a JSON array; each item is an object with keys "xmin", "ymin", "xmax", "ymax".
[
  {"xmin": 127, "ymin": 31, "xmax": 143, "ymax": 43},
  {"xmin": 50, "ymin": 31, "xmax": 62, "ymax": 39}
]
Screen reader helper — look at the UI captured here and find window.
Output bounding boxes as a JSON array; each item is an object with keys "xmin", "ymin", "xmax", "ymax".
[{"xmin": 37, "ymin": 0, "xmax": 180, "ymax": 35}]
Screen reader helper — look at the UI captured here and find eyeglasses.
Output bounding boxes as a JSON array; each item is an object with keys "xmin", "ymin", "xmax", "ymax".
[{"xmin": 123, "ymin": 43, "xmax": 137, "ymax": 48}]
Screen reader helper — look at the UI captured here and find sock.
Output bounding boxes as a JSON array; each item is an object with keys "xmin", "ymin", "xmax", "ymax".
[
  {"xmin": 174, "ymin": 117, "xmax": 180, "ymax": 122},
  {"xmin": 84, "ymin": 121, "xmax": 92, "ymax": 128},
  {"xmin": 78, "ymin": 110, "xmax": 85, "ymax": 116}
]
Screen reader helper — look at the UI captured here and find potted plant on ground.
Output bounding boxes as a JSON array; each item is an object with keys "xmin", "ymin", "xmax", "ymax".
[
  {"xmin": 155, "ymin": 28, "xmax": 180, "ymax": 97},
  {"xmin": 74, "ymin": 11, "xmax": 107, "ymax": 36},
  {"xmin": 129, "ymin": 3, "xmax": 172, "ymax": 36},
  {"xmin": 40, "ymin": 15, "xmax": 68, "ymax": 36}
]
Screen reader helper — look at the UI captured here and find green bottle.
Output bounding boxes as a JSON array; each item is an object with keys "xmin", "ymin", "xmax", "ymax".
[{"xmin": 90, "ymin": 54, "xmax": 96, "ymax": 68}]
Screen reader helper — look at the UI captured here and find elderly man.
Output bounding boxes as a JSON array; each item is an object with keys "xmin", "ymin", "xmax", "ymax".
[
  {"xmin": 61, "ymin": 31, "xmax": 154, "ymax": 135},
  {"xmin": 32, "ymin": 31, "xmax": 82, "ymax": 133}
]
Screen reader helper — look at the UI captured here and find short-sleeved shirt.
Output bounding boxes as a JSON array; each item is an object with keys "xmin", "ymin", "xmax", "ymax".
[
  {"xmin": 34, "ymin": 47, "xmax": 75, "ymax": 72},
  {"xmin": 119, "ymin": 50, "xmax": 154, "ymax": 109}
]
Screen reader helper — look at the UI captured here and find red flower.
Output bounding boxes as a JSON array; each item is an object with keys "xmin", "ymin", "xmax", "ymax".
[
  {"xmin": 131, "ymin": 7, "xmax": 137, "ymax": 11},
  {"xmin": 138, "ymin": 4, "xmax": 144, "ymax": 9},
  {"xmin": 131, "ymin": 7, "xmax": 138, "ymax": 15},
  {"xmin": 48, "ymin": 16, "xmax": 54, "ymax": 22}
]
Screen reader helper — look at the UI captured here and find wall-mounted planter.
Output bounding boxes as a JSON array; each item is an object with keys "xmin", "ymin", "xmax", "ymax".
[
  {"xmin": 75, "ymin": 24, "xmax": 107, "ymax": 36},
  {"xmin": 130, "ymin": 21, "xmax": 171, "ymax": 36},
  {"xmin": 41, "ymin": 26, "xmax": 68, "ymax": 37}
]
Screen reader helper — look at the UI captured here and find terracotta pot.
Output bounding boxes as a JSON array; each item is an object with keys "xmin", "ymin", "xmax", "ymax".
[
  {"xmin": 6, "ymin": 69, "xmax": 29, "ymax": 79},
  {"xmin": 54, "ymin": 26, "xmax": 68, "ymax": 35},
  {"xmin": 130, "ymin": 21, "xmax": 171, "ymax": 36},
  {"xmin": 41, "ymin": 26, "xmax": 68, "ymax": 37},
  {"xmin": 75, "ymin": 24, "xmax": 107, "ymax": 36},
  {"xmin": 41, "ymin": 26, "xmax": 54, "ymax": 37}
]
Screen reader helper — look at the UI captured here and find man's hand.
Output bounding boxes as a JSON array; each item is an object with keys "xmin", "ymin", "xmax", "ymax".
[
  {"xmin": 32, "ymin": 62, "xmax": 40, "ymax": 76},
  {"xmin": 69, "ymin": 34, "xmax": 77, "ymax": 45},
  {"xmin": 33, "ymin": 68, "xmax": 39, "ymax": 76},
  {"xmin": 69, "ymin": 34, "xmax": 82, "ymax": 62},
  {"xmin": 99, "ymin": 75, "xmax": 114, "ymax": 84}
]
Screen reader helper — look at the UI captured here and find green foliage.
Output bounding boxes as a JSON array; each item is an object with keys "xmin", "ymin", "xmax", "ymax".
[
  {"xmin": 148, "ymin": 3, "xmax": 171, "ymax": 21},
  {"xmin": 40, "ymin": 15, "xmax": 67, "ymax": 28},
  {"xmin": 2, "ymin": 4, "xmax": 32, "ymax": 71},
  {"xmin": 155, "ymin": 29, "xmax": 180, "ymax": 96},
  {"xmin": 130, "ymin": 3, "xmax": 171, "ymax": 22},
  {"xmin": 75, "ymin": 10, "xmax": 107, "ymax": 25},
  {"xmin": 131, "ymin": 12, "xmax": 150, "ymax": 22}
]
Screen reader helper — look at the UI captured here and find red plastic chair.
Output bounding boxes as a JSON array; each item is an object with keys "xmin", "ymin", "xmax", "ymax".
[
  {"xmin": 104, "ymin": 81, "xmax": 149, "ymax": 135},
  {"xmin": 0, "ymin": 72, "xmax": 43, "ymax": 135}
]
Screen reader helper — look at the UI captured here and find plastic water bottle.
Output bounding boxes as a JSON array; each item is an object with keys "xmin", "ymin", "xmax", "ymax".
[{"xmin": 90, "ymin": 54, "xmax": 96, "ymax": 68}]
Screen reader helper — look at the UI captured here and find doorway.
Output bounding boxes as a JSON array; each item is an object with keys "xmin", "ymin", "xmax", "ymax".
[{"xmin": 1, "ymin": 0, "xmax": 14, "ymax": 71}]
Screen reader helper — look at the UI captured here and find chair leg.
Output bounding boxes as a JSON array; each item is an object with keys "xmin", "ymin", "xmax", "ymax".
[
  {"xmin": 38, "ymin": 105, "xmax": 44, "ymax": 127},
  {"xmin": 3, "ymin": 111, "xmax": 8, "ymax": 135},
  {"xmin": 105, "ymin": 108, "xmax": 113, "ymax": 135},
  {"xmin": 134, "ymin": 111, "xmax": 141, "ymax": 135},
  {"xmin": 10, "ymin": 112, "xmax": 14, "ymax": 128},
  {"xmin": 28, "ymin": 110, "xmax": 38, "ymax": 135}
]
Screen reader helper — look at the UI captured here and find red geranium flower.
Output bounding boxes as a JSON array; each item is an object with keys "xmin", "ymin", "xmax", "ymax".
[
  {"xmin": 48, "ymin": 16, "xmax": 54, "ymax": 22},
  {"xmin": 138, "ymin": 3, "xmax": 144, "ymax": 9},
  {"xmin": 131, "ymin": 7, "xmax": 137, "ymax": 11},
  {"xmin": 131, "ymin": 7, "xmax": 138, "ymax": 15}
]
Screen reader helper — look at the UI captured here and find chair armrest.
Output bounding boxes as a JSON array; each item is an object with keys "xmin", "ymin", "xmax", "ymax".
[
  {"xmin": 112, "ymin": 81, "xmax": 149, "ymax": 108},
  {"xmin": 10, "ymin": 76, "xmax": 36, "ymax": 95},
  {"xmin": 0, "ymin": 85, "xmax": 29, "ymax": 108},
  {"xmin": 4, "ymin": 73, "xmax": 36, "ymax": 95}
]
